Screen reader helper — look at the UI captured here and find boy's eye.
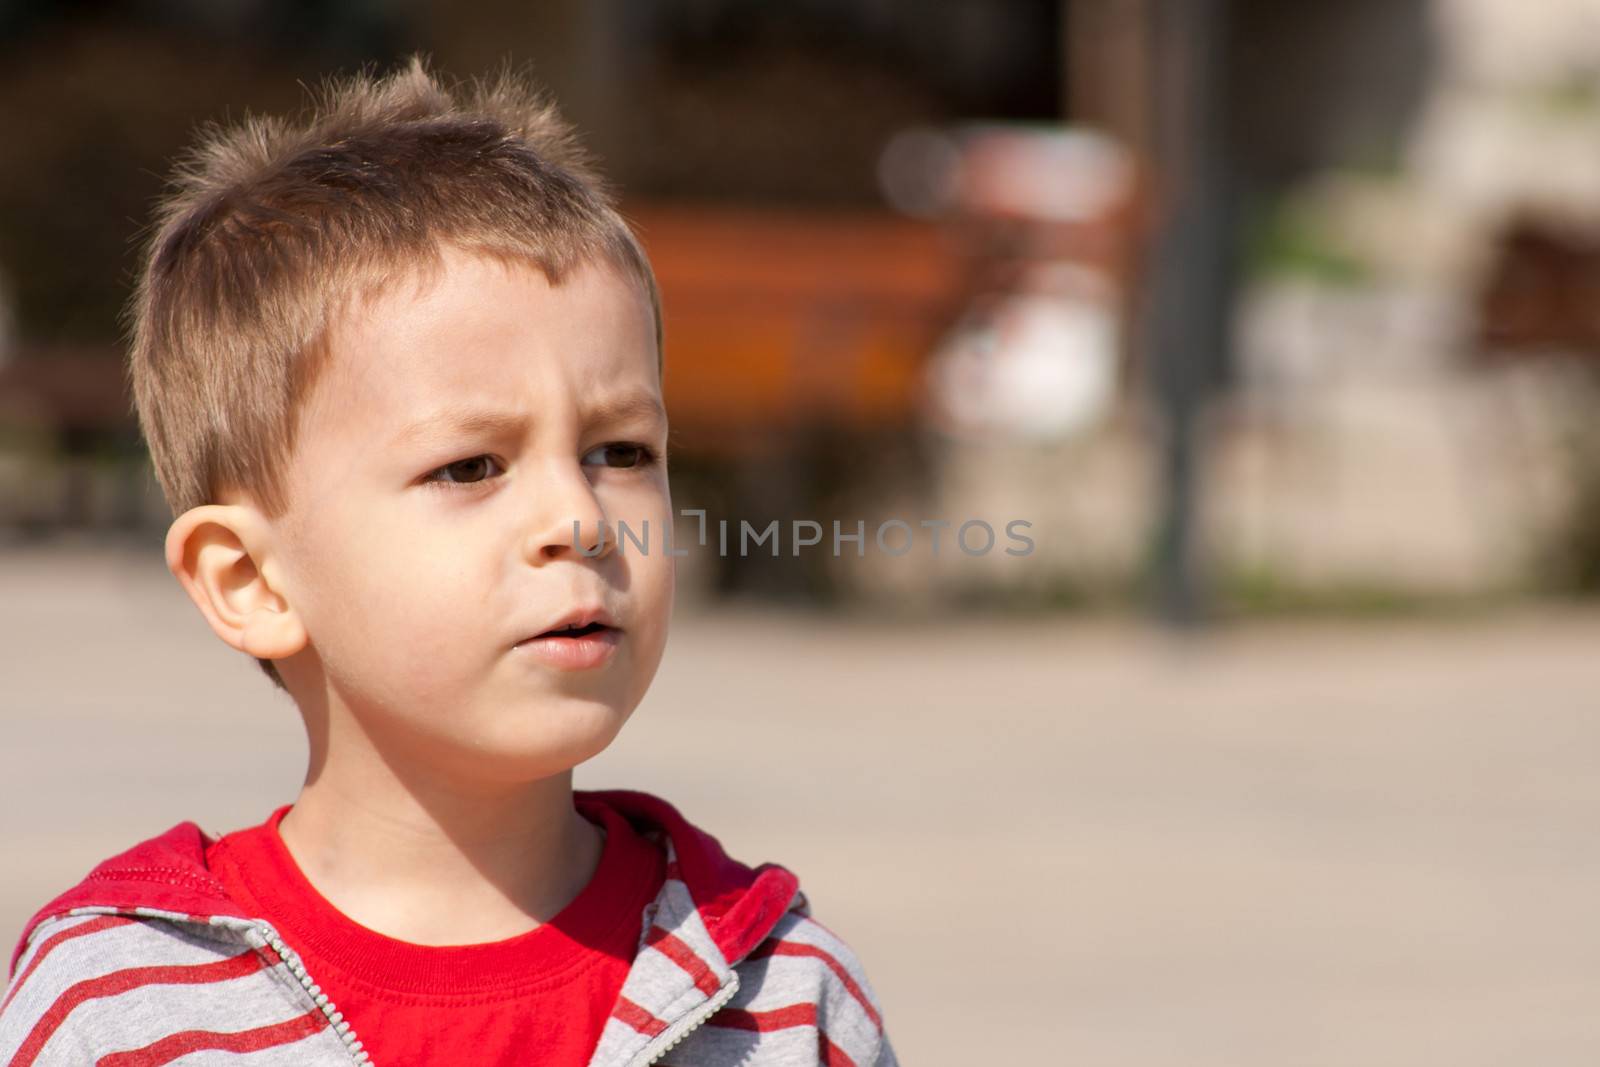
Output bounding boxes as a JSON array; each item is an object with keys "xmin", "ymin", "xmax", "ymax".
[
  {"xmin": 583, "ymin": 443, "xmax": 655, "ymax": 469},
  {"xmin": 424, "ymin": 455, "xmax": 503, "ymax": 487}
]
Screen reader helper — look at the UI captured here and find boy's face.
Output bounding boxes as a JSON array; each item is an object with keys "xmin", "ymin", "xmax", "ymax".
[{"xmin": 269, "ymin": 244, "xmax": 672, "ymax": 784}]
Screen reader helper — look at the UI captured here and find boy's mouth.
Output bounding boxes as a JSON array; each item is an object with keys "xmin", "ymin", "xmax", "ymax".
[
  {"xmin": 516, "ymin": 604, "xmax": 621, "ymax": 645},
  {"xmin": 512, "ymin": 605, "xmax": 623, "ymax": 669},
  {"xmin": 535, "ymin": 621, "xmax": 612, "ymax": 639},
  {"xmin": 514, "ymin": 616, "xmax": 622, "ymax": 670}
]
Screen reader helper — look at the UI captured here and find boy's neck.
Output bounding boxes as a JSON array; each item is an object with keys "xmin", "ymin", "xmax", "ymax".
[{"xmin": 276, "ymin": 763, "xmax": 604, "ymax": 947}]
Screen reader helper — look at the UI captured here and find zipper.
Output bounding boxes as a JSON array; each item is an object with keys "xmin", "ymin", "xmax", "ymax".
[
  {"xmin": 257, "ymin": 924, "xmax": 371, "ymax": 1065},
  {"xmin": 640, "ymin": 971, "xmax": 740, "ymax": 1067}
]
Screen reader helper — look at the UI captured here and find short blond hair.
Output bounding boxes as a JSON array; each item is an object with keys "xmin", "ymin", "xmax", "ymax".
[{"xmin": 124, "ymin": 54, "xmax": 660, "ymax": 690}]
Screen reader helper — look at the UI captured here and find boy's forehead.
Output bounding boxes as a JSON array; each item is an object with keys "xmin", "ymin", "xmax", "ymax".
[{"xmin": 300, "ymin": 248, "xmax": 658, "ymax": 436}]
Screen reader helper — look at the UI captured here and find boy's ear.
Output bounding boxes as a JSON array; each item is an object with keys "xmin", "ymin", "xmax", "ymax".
[{"xmin": 164, "ymin": 504, "xmax": 307, "ymax": 663}]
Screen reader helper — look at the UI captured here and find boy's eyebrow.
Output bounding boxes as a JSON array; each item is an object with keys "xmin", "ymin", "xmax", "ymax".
[
  {"xmin": 390, "ymin": 406, "xmax": 526, "ymax": 447},
  {"xmin": 390, "ymin": 394, "xmax": 667, "ymax": 446},
  {"xmin": 588, "ymin": 392, "xmax": 669, "ymax": 428}
]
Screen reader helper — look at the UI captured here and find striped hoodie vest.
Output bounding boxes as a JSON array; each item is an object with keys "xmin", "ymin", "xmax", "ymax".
[{"xmin": 0, "ymin": 789, "xmax": 897, "ymax": 1067}]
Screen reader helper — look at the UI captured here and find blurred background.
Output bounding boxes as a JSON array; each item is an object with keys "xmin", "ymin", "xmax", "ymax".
[{"xmin": 3, "ymin": 1, "xmax": 1600, "ymax": 1063}]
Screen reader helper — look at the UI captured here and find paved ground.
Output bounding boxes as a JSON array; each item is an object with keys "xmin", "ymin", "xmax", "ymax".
[{"xmin": 3, "ymin": 536, "xmax": 1599, "ymax": 1065}]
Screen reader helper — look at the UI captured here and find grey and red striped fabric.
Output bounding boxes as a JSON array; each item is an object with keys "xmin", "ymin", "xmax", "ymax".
[{"xmin": 1, "ymin": 789, "xmax": 898, "ymax": 1067}]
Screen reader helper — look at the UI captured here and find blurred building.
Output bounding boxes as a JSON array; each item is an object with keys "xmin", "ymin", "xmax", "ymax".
[
  {"xmin": 6, "ymin": 1, "xmax": 1600, "ymax": 608},
  {"xmin": 1209, "ymin": 0, "xmax": 1600, "ymax": 599}
]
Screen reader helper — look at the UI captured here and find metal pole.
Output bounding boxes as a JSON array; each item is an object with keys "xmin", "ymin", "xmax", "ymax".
[{"xmin": 1145, "ymin": 0, "xmax": 1235, "ymax": 626}]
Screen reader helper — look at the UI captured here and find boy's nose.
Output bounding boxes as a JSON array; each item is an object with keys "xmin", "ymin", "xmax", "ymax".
[{"xmin": 522, "ymin": 462, "xmax": 611, "ymax": 563}]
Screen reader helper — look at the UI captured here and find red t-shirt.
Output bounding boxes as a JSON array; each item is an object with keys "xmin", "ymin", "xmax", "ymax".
[{"xmin": 205, "ymin": 795, "xmax": 665, "ymax": 1066}]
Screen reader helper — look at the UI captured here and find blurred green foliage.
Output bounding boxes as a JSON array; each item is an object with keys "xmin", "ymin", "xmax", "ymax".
[{"xmin": 1243, "ymin": 196, "xmax": 1371, "ymax": 286}]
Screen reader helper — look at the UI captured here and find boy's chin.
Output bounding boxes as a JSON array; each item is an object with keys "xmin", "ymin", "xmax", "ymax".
[{"xmin": 441, "ymin": 704, "xmax": 629, "ymax": 784}]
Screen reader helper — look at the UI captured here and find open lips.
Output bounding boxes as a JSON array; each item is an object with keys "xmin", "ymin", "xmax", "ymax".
[
  {"xmin": 514, "ymin": 611, "xmax": 622, "ymax": 669},
  {"xmin": 539, "ymin": 621, "xmax": 612, "ymax": 639},
  {"xmin": 517, "ymin": 605, "xmax": 620, "ymax": 645}
]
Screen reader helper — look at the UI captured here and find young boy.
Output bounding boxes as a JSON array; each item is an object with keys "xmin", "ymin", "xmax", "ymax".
[{"xmin": 0, "ymin": 56, "xmax": 896, "ymax": 1067}]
